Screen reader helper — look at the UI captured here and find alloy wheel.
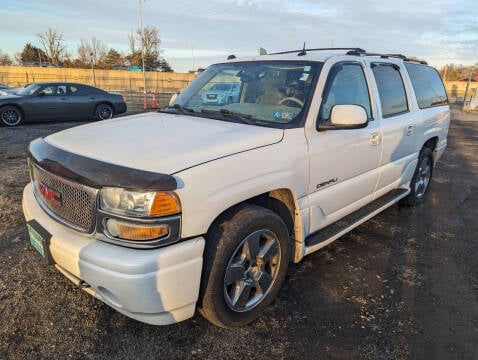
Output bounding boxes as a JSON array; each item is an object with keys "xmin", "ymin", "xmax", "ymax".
[
  {"xmin": 415, "ymin": 156, "xmax": 431, "ymax": 198},
  {"xmin": 1, "ymin": 109, "xmax": 21, "ymax": 126},
  {"xmin": 223, "ymin": 229, "xmax": 281, "ymax": 312}
]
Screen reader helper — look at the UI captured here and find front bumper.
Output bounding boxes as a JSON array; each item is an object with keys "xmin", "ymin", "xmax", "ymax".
[{"xmin": 22, "ymin": 182, "xmax": 205, "ymax": 325}]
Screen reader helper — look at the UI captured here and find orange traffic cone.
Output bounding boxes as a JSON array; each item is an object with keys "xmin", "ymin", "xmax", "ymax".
[
  {"xmin": 151, "ymin": 94, "xmax": 158, "ymax": 109},
  {"xmin": 143, "ymin": 93, "xmax": 148, "ymax": 110}
]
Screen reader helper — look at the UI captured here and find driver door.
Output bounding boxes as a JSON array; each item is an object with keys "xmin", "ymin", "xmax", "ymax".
[
  {"xmin": 306, "ymin": 60, "xmax": 382, "ymax": 233},
  {"xmin": 29, "ymin": 84, "xmax": 69, "ymax": 121}
]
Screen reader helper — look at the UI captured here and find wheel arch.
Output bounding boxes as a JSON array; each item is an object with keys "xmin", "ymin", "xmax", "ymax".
[
  {"xmin": 205, "ymin": 188, "xmax": 305, "ymax": 263},
  {"xmin": 94, "ymin": 101, "xmax": 115, "ymax": 116},
  {"xmin": 422, "ymin": 136, "xmax": 439, "ymax": 161},
  {"xmin": 0, "ymin": 103, "xmax": 25, "ymax": 114},
  {"xmin": 423, "ymin": 136, "xmax": 438, "ymax": 151}
]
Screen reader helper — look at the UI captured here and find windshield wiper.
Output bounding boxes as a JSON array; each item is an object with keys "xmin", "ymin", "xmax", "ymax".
[
  {"xmin": 161, "ymin": 103, "xmax": 195, "ymax": 114},
  {"xmin": 201, "ymin": 108, "xmax": 255, "ymax": 125}
]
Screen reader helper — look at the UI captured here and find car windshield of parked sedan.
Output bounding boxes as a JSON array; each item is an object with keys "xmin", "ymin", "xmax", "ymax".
[
  {"xmin": 166, "ymin": 61, "xmax": 322, "ymax": 127},
  {"xmin": 16, "ymin": 83, "xmax": 43, "ymax": 96}
]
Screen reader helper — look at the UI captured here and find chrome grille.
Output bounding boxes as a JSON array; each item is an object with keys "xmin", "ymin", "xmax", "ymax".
[{"xmin": 31, "ymin": 164, "xmax": 98, "ymax": 233}]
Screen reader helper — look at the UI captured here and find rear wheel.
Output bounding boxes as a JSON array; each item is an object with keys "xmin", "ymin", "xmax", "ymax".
[
  {"xmin": 0, "ymin": 106, "xmax": 23, "ymax": 126},
  {"xmin": 95, "ymin": 103, "xmax": 113, "ymax": 120},
  {"xmin": 199, "ymin": 204, "xmax": 290, "ymax": 328},
  {"xmin": 401, "ymin": 147, "xmax": 434, "ymax": 206}
]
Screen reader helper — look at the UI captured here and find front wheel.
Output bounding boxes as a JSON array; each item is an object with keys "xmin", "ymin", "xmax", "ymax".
[
  {"xmin": 0, "ymin": 106, "xmax": 23, "ymax": 126},
  {"xmin": 199, "ymin": 204, "xmax": 290, "ymax": 328},
  {"xmin": 401, "ymin": 147, "xmax": 434, "ymax": 206},
  {"xmin": 95, "ymin": 103, "xmax": 114, "ymax": 120}
]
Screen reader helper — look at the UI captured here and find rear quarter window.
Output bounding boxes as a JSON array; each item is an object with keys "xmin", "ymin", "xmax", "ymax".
[
  {"xmin": 405, "ymin": 63, "xmax": 448, "ymax": 109},
  {"xmin": 371, "ymin": 63, "xmax": 409, "ymax": 118}
]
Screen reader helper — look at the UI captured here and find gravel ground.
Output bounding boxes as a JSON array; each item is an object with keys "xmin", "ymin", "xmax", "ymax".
[{"xmin": 0, "ymin": 111, "xmax": 477, "ymax": 359}]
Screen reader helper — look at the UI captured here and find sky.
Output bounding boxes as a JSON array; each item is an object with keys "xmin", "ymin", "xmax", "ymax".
[{"xmin": 0, "ymin": 0, "xmax": 477, "ymax": 72}]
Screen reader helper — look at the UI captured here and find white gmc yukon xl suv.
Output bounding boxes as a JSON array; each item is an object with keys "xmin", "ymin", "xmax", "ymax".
[{"xmin": 22, "ymin": 48, "xmax": 450, "ymax": 328}]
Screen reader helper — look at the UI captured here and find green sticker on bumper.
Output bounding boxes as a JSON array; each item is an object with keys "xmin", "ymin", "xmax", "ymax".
[{"xmin": 27, "ymin": 223, "xmax": 45, "ymax": 258}]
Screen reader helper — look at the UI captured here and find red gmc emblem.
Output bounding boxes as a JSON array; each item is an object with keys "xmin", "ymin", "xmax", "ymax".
[{"xmin": 38, "ymin": 182, "xmax": 62, "ymax": 206}]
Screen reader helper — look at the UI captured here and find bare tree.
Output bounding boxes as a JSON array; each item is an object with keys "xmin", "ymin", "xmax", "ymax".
[
  {"xmin": 126, "ymin": 25, "xmax": 170, "ymax": 70},
  {"xmin": 90, "ymin": 37, "xmax": 107, "ymax": 64},
  {"xmin": 439, "ymin": 63, "xmax": 478, "ymax": 81},
  {"xmin": 77, "ymin": 38, "xmax": 108, "ymax": 67},
  {"xmin": 37, "ymin": 27, "xmax": 66, "ymax": 64},
  {"xmin": 127, "ymin": 25, "xmax": 161, "ymax": 70},
  {"xmin": 0, "ymin": 51, "xmax": 13, "ymax": 66},
  {"xmin": 137, "ymin": 25, "xmax": 161, "ymax": 57},
  {"xmin": 77, "ymin": 39, "xmax": 91, "ymax": 65}
]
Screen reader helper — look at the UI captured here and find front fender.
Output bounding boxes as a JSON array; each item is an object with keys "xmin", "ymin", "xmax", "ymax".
[{"xmin": 174, "ymin": 128, "xmax": 309, "ymax": 238}]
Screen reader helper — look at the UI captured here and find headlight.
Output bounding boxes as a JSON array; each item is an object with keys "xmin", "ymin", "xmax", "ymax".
[{"xmin": 100, "ymin": 187, "xmax": 181, "ymax": 217}]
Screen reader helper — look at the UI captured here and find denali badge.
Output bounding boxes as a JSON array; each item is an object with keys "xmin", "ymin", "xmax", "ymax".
[
  {"xmin": 316, "ymin": 178, "xmax": 338, "ymax": 189},
  {"xmin": 38, "ymin": 182, "xmax": 62, "ymax": 206}
]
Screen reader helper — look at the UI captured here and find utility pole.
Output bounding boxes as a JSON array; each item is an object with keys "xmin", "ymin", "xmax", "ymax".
[
  {"xmin": 90, "ymin": 52, "xmax": 97, "ymax": 87},
  {"xmin": 191, "ymin": 43, "xmax": 195, "ymax": 72},
  {"xmin": 38, "ymin": 48, "xmax": 43, "ymax": 66},
  {"xmin": 443, "ymin": 64, "xmax": 448, "ymax": 81},
  {"xmin": 139, "ymin": 0, "xmax": 147, "ymax": 109},
  {"xmin": 463, "ymin": 70, "xmax": 472, "ymax": 111}
]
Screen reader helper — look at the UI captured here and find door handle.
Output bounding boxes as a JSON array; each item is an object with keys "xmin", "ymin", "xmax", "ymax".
[
  {"xmin": 370, "ymin": 132, "xmax": 381, "ymax": 146},
  {"xmin": 406, "ymin": 124, "xmax": 415, "ymax": 136}
]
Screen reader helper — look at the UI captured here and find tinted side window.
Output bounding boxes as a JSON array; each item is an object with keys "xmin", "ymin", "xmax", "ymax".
[
  {"xmin": 319, "ymin": 62, "xmax": 372, "ymax": 121},
  {"xmin": 41, "ymin": 85, "xmax": 57, "ymax": 96},
  {"xmin": 405, "ymin": 63, "xmax": 448, "ymax": 109},
  {"xmin": 91, "ymin": 87, "xmax": 106, "ymax": 96},
  {"xmin": 69, "ymin": 86, "xmax": 79, "ymax": 95},
  {"xmin": 372, "ymin": 64, "xmax": 408, "ymax": 118},
  {"xmin": 57, "ymin": 85, "xmax": 67, "ymax": 95},
  {"xmin": 71, "ymin": 86, "xmax": 94, "ymax": 96}
]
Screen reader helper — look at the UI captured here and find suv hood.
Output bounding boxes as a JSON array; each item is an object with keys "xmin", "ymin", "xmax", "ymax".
[{"xmin": 45, "ymin": 112, "xmax": 284, "ymax": 175}]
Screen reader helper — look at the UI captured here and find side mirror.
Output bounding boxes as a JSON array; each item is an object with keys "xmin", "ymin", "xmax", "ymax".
[
  {"xmin": 37, "ymin": 91, "xmax": 46, "ymax": 97},
  {"xmin": 318, "ymin": 104, "xmax": 368, "ymax": 130}
]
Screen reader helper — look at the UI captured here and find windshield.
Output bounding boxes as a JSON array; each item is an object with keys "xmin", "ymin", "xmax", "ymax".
[
  {"xmin": 16, "ymin": 83, "xmax": 42, "ymax": 96},
  {"xmin": 167, "ymin": 61, "xmax": 322, "ymax": 128}
]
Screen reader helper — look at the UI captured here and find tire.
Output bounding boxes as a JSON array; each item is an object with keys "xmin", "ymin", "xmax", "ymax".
[
  {"xmin": 401, "ymin": 147, "xmax": 434, "ymax": 206},
  {"xmin": 0, "ymin": 106, "xmax": 23, "ymax": 127},
  {"xmin": 95, "ymin": 103, "xmax": 114, "ymax": 120},
  {"xmin": 199, "ymin": 204, "xmax": 290, "ymax": 328}
]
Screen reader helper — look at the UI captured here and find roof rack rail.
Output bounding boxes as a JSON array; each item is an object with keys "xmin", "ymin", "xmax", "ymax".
[
  {"xmin": 269, "ymin": 47, "xmax": 366, "ymax": 56},
  {"xmin": 346, "ymin": 51, "xmax": 428, "ymax": 65},
  {"xmin": 267, "ymin": 47, "xmax": 428, "ymax": 65},
  {"xmin": 404, "ymin": 58, "xmax": 428, "ymax": 65}
]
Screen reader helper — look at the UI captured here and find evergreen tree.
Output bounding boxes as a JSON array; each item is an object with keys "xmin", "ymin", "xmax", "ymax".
[
  {"xmin": 104, "ymin": 48, "xmax": 124, "ymax": 69},
  {"xmin": 19, "ymin": 43, "xmax": 48, "ymax": 64}
]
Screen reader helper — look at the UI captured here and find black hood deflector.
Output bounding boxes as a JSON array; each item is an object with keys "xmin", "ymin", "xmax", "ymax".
[{"xmin": 28, "ymin": 138, "xmax": 177, "ymax": 191}]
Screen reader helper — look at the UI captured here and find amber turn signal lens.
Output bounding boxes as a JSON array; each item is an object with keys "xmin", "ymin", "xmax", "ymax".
[
  {"xmin": 106, "ymin": 219, "xmax": 169, "ymax": 241},
  {"xmin": 150, "ymin": 192, "xmax": 181, "ymax": 216}
]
